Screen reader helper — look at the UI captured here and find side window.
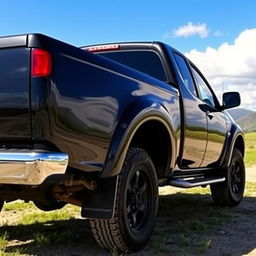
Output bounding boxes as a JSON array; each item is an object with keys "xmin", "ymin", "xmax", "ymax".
[
  {"xmin": 173, "ymin": 53, "xmax": 197, "ymax": 96},
  {"xmin": 191, "ymin": 66, "xmax": 216, "ymax": 108}
]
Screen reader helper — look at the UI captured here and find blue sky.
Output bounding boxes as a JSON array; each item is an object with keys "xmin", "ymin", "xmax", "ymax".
[
  {"xmin": 0, "ymin": 0, "xmax": 255, "ymax": 52},
  {"xmin": 0, "ymin": 0, "xmax": 256, "ymax": 110}
]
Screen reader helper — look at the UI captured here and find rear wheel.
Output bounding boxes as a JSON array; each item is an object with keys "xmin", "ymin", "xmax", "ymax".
[
  {"xmin": 90, "ymin": 147, "xmax": 159, "ymax": 253},
  {"xmin": 210, "ymin": 148, "xmax": 245, "ymax": 207},
  {"xmin": 0, "ymin": 201, "xmax": 3, "ymax": 212}
]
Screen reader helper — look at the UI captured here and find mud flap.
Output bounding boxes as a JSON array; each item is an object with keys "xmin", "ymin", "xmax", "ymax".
[{"xmin": 81, "ymin": 175, "xmax": 119, "ymax": 219}]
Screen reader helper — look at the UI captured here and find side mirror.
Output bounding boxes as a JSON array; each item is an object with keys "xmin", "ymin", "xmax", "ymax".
[{"xmin": 222, "ymin": 92, "xmax": 240, "ymax": 110}]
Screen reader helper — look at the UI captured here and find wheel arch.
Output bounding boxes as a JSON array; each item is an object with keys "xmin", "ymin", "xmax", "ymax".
[
  {"xmin": 101, "ymin": 100, "xmax": 179, "ymax": 178},
  {"xmin": 220, "ymin": 123, "xmax": 245, "ymax": 168},
  {"xmin": 233, "ymin": 134, "xmax": 245, "ymax": 157},
  {"xmin": 227, "ymin": 131, "xmax": 245, "ymax": 166},
  {"xmin": 129, "ymin": 120, "xmax": 172, "ymax": 178}
]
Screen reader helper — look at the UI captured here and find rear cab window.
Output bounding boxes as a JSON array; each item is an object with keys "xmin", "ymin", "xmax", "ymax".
[{"xmin": 95, "ymin": 50, "xmax": 168, "ymax": 82}]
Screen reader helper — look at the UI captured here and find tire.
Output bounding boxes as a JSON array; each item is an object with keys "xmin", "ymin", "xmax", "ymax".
[
  {"xmin": 210, "ymin": 148, "xmax": 245, "ymax": 207},
  {"xmin": 0, "ymin": 201, "xmax": 3, "ymax": 212},
  {"xmin": 90, "ymin": 147, "xmax": 159, "ymax": 253}
]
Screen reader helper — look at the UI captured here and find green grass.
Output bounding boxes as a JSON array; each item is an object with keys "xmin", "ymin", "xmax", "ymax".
[
  {"xmin": 3, "ymin": 202, "xmax": 35, "ymax": 211},
  {"xmin": 245, "ymin": 132, "xmax": 256, "ymax": 166},
  {"xmin": 198, "ymin": 239, "xmax": 212, "ymax": 254},
  {"xmin": 0, "ymin": 233, "xmax": 24, "ymax": 256},
  {"xmin": 146, "ymin": 186, "xmax": 232, "ymax": 255},
  {"xmin": 17, "ymin": 208, "xmax": 78, "ymax": 225},
  {"xmin": 0, "ymin": 203, "xmax": 83, "ymax": 255},
  {"xmin": 0, "ymin": 233, "xmax": 8, "ymax": 252},
  {"xmin": 1, "ymin": 183, "xmax": 256, "ymax": 255},
  {"xmin": 149, "ymin": 238, "xmax": 170, "ymax": 254},
  {"xmin": 244, "ymin": 181, "xmax": 256, "ymax": 196},
  {"xmin": 148, "ymin": 181, "xmax": 256, "ymax": 255},
  {"xmin": 0, "ymin": 249, "xmax": 24, "ymax": 256}
]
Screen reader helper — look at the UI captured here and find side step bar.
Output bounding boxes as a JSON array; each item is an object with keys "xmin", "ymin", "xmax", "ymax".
[{"xmin": 168, "ymin": 176, "xmax": 225, "ymax": 188}]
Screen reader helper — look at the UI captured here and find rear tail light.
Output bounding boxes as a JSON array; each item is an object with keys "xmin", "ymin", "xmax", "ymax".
[{"xmin": 32, "ymin": 49, "xmax": 52, "ymax": 77}]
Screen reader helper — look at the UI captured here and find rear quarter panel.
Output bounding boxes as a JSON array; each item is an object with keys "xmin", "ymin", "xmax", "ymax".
[{"xmin": 30, "ymin": 36, "xmax": 180, "ymax": 173}]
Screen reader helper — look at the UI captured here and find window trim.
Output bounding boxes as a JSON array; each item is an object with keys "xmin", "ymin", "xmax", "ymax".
[{"xmin": 172, "ymin": 51, "xmax": 200, "ymax": 98}]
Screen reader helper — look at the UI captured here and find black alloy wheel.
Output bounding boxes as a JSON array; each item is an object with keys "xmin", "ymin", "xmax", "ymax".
[
  {"xmin": 126, "ymin": 169, "xmax": 150, "ymax": 232},
  {"xmin": 230, "ymin": 155, "xmax": 244, "ymax": 201},
  {"xmin": 211, "ymin": 148, "xmax": 245, "ymax": 207}
]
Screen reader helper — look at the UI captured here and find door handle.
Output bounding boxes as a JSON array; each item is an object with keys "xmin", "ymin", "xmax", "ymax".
[{"xmin": 206, "ymin": 111, "xmax": 214, "ymax": 119}]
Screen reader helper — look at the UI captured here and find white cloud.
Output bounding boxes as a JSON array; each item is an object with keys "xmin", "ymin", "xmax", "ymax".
[
  {"xmin": 185, "ymin": 28, "xmax": 256, "ymax": 111},
  {"xmin": 214, "ymin": 30, "xmax": 223, "ymax": 37},
  {"xmin": 172, "ymin": 22, "xmax": 209, "ymax": 38}
]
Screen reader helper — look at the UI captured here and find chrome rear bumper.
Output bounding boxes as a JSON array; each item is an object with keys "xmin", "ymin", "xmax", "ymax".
[{"xmin": 0, "ymin": 151, "xmax": 68, "ymax": 185}]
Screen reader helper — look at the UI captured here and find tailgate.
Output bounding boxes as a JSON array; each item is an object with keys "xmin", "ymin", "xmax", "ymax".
[{"xmin": 0, "ymin": 35, "xmax": 31, "ymax": 140}]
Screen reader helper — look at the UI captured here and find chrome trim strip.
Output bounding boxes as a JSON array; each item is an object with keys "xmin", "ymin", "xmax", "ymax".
[{"xmin": 0, "ymin": 151, "xmax": 68, "ymax": 185}]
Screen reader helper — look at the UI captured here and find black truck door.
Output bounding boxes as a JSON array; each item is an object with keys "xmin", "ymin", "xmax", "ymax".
[
  {"xmin": 172, "ymin": 52, "xmax": 208, "ymax": 168},
  {"xmin": 189, "ymin": 65, "xmax": 227, "ymax": 166}
]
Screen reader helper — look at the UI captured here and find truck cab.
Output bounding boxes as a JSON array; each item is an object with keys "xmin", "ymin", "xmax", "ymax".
[{"xmin": 85, "ymin": 42, "xmax": 243, "ymax": 172}]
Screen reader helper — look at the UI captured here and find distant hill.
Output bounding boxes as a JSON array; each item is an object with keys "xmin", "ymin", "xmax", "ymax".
[
  {"xmin": 228, "ymin": 108, "xmax": 256, "ymax": 133},
  {"xmin": 228, "ymin": 108, "xmax": 254, "ymax": 120}
]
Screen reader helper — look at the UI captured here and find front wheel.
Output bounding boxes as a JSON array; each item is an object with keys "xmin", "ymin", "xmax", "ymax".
[
  {"xmin": 90, "ymin": 147, "xmax": 159, "ymax": 253},
  {"xmin": 210, "ymin": 148, "xmax": 245, "ymax": 207}
]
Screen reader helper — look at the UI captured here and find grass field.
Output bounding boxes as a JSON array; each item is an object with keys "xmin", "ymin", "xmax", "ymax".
[
  {"xmin": 0, "ymin": 181, "xmax": 256, "ymax": 256},
  {"xmin": 0, "ymin": 192, "xmax": 233, "ymax": 256},
  {"xmin": 245, "ymin": 132, "xmax": 256, "ymax": 166}
]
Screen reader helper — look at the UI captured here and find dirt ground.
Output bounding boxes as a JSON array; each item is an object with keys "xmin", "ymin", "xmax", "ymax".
[
  {"xmin": 202, "ymin": 165, "xmax": 256, "ymax": 256},
  {"xmin": 178, "ymin": 165, "xmax": 256, "ymax": 256},
  {"xmin": 194, "ymin": 166, "xmax": 256, "ymax": 256},
  {"xmin": 0, "ymin": 165, "xmax": 256, "ymax": 256}
]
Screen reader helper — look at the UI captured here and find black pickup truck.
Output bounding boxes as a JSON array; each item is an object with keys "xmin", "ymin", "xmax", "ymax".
[{"xmin": 0, "ymin": 34, "xmax": 245, "ymax": 253}]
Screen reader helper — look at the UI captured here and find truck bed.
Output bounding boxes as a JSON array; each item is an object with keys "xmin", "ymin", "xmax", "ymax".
[{"xmin": 0, "ymin": 34, "xmax": 180, "ymax": 175}]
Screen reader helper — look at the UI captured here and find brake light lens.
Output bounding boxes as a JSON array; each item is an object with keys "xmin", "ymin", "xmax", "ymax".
[
  {"xmin": 32, "ymin": 49, "xmax": 52, "ymax": 77},
  {"xmin": 86, "ymin": 44, "xmax": 120, "ymax": 53}
]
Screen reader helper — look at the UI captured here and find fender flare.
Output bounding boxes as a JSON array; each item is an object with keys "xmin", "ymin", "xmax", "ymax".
[
  {"xmin": 219, "ymin": 122, "xmax": 244, "ymax": 168},
  {"xmin": 100, "ymin": 99, "xmax": 179, "ymax": 178}
]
